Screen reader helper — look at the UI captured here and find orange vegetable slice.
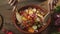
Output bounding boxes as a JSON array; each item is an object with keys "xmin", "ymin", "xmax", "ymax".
[{"xmin": 28, "ymin": 27, "xmax": 34, "ymax": 33}]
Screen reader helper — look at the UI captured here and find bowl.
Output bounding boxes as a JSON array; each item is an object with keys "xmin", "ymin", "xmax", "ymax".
[{"xmin": 12, "ymin": 5, "xmax": 51, "ymax": 34}]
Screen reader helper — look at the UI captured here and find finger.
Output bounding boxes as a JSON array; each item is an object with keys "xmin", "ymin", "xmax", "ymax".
[
  {"xmin": 10, "ymin": 0, "xmax": 18, "ymax": 6},
  {"xmin": 8, "ymin": 0, "xmax": 14, "ymax": 4}
]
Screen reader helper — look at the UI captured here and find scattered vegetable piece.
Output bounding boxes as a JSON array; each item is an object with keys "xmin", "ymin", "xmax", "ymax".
[
  {"xmin": 28, "ymin": 27, "xmax": 34, "ymax": 33},
  {"xmin": 32, "ymin": 25, "xmax": 37, "ymax": 30}
]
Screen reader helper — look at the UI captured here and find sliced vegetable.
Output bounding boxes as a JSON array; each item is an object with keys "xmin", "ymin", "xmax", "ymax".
[
  {"xmin": 25, "ymin": 9, "xmax": 29, "ymax": 14},
  {"xmin": 28, "ymin": 27, "xmax": 34, "ymax": 33},
  {"xmin": 35, "ymin": 30, "xmax": 38, "ymax": 32},
  {"xmin": 32, "ymin": 8, "xmax": 36, "ymax": 12},
  {"xmin": 32, "ymin": 25, "xmax": 37, "ymax": 30},
  {"xmin": 36, "ymin": 17, "xmax": 40, "ymax": 22},
  {"xmin": 22, "ymin": 16, "xmax": 27, "ymax": 21},
  {"xmin": 38, "ymin": 24, "xmax": 41, "ymax": 27},
  {"xmin": 16, "ymin": 12, "xmax": 22, "ymax": 23}
]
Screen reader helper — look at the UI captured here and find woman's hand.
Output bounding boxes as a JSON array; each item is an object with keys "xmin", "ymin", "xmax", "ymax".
[{"xmin": 8, "ymin": 0, "xmax": 18, "ymax": 6}]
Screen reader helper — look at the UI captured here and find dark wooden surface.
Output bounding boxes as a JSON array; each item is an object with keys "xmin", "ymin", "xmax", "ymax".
[{"xmin": 0, "ymin": 0, "xmax": 60, "ymax": 34}]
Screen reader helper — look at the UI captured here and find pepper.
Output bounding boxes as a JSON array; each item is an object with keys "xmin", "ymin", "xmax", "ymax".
[{"xmin": 28, "ymin": 27, "xmax": 34, "ymax": 33}]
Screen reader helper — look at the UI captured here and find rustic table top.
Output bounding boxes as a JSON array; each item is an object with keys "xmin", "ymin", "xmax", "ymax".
[{"xmin": 0, "ymin": 0, "xmax": 60, "ymax": 34}]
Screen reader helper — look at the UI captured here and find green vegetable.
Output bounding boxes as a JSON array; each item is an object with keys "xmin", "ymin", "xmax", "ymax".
[{"xmin": 54, "ymin": 6, "xmax": 60, "ymax": 13}]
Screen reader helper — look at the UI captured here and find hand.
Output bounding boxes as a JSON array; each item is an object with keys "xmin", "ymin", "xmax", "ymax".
[
  {"xmin": 48, "ymin": 0, "xmax": 58, "ymax": 11},
  {"xmin": 8, "ymin": 0, "xmax": 18, "ymax": 6}
]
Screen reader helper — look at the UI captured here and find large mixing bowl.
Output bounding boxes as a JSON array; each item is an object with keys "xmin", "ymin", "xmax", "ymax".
[{"xmin": 13, "ymin": 5, "xmax": 51, "ymax": 34}]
